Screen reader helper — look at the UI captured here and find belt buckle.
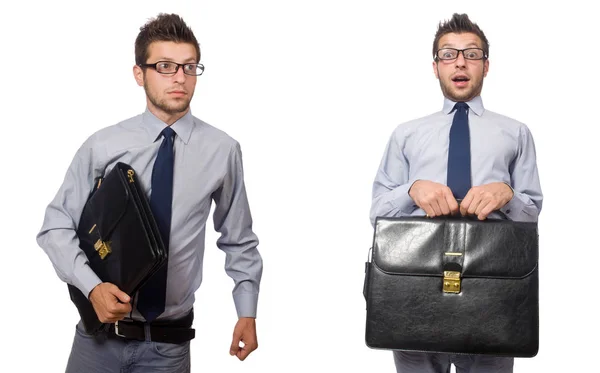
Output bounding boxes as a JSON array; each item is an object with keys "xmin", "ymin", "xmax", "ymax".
[{"xmin": 114, "ymin": 321, "xmax": 126, "ymax": 338}]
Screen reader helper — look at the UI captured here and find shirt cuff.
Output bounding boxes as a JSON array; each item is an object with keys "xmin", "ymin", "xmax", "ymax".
[
  {"xmin": 391, "ymin": 180, "xmax": 418, "ymax": 214},
  {"xmin": 499, "ymin": 183, "xmax": 523, "ymax": 218},
  {"xmin": 72, "ymin": 263, "xmax": 102, "ymax": 299},
  {"xmin": 233, "ymin": 293, "xmax": 259, "ymax": 318}
]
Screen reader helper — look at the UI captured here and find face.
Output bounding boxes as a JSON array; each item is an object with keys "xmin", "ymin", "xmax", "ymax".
[
  {"xmin": 432, "ymin": 32, "xmax": 489, "ymax": 102},
  {"xmin": 134, "ymin": 41, "xmax": 198, "ymax": 123}
]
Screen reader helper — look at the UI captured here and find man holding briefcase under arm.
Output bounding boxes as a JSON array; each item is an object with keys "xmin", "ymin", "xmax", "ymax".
[
  {"xmin": 369, "ymin": 14, "xmax": 542, "ymax": 373},
  {"xmin": 36, "ymin": 13, "xmax": 263, "ymax": 373}
]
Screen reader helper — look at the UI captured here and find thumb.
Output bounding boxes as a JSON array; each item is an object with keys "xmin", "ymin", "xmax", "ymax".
[{"xmin": 109, "ymin": 286, "xmax": 131, "ymax": 303}]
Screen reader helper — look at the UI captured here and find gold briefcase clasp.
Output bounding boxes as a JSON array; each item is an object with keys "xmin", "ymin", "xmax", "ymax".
[
  {"xmin": 443, "ymin": 271, "xmax": 461, "ymax": 293},
  {"xmin": 94, "ymin": 239, "xmax": 112, "ymax": 259}
]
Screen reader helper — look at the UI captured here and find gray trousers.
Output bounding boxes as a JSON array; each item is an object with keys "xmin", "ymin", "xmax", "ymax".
[
  {"xmin": 394, "ymin": 351, "xmax": 514, "ymax": 373},
  {"xmin": 65, "ymin": 321, "xmax": 191, "ymax": 373}
]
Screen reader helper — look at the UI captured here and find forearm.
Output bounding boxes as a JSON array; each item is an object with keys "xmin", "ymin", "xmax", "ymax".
[
  {"xmin": 370, "ymin": 130, "xmax": 415, "ymax": 226},
  {"xmin": 499, "ymin": 125, "xmax": 543, "ymax": 223},
  {"xmin": 370, "ymin": 181, "xmax": 417, "ymax": 226},
  {"xmin": 36, "ymin": 218, "xmax": 102, "ymax": 297},
  {"xmin": 36, "ymin": 140, "xmax": 100, "ymax": 296},
  {"xmin": 213, "ymin": 142, "xmax": 263, "ymax": 318}
]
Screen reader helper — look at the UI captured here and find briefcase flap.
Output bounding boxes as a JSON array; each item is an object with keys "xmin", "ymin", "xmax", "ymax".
[{"xmin": 372, "ymin": 217, "xmax": 538, "ymax": 279}]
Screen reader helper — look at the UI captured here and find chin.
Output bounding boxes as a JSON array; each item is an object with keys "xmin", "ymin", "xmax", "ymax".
[
  {"xmin": 165, "ymin": 101, "xmax": 191, "ymax": 114},
  {"xmin": 448, "ymin": 89, "xmax": 476, "ymax": 102}
]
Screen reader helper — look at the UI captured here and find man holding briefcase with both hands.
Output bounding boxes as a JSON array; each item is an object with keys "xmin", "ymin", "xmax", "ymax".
[
  {"xmin": 36, "ymin": 13, "xmax": 263, "ymax": 372},
  {"xmin": 369, "ymin": 13, "xmax": 542, "ymax": 373}
]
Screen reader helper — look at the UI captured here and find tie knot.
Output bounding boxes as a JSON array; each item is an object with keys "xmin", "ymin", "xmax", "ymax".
[
  {"xmin": 160, "ymin": 126, "xmax": 175, "ymax": 139},
  {"xmin": 453, "ymin": 102, "xmax": 469, "ymax": 113}
]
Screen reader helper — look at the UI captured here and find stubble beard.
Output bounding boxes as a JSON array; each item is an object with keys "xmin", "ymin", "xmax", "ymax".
[
  {"xmin": 438, "ymin": 65, "xmax": 485, "ymax": 102},
  {"xmin": 144, "ymin": 80, "xmax": 192, "ymax": 115}
]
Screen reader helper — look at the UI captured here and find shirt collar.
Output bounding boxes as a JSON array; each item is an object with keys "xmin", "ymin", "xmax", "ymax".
[
  {"xmin": 142, "ymin": 108, "xmax": 194, "ymax": 144},
  {"xmin": 442, "ymin": 95, "xmax": 485, "ymax": 116}
]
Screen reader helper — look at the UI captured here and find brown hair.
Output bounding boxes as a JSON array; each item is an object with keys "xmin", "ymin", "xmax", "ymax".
[
  {"xmin": 135, "ymin": 13, "xmax": 200, "ymax": 65},
  {"xmin": 432, "ymin": 13, "xmax": 489, "ymax": 60}
]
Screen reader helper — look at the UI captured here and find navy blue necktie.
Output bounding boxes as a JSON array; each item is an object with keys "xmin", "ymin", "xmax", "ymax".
[
  {"xmin": 447, "ymin": 102, "xmax": 471, "ymax": 199},
  {"xmin": 137, "ymin": 126, "xmax": 175, "ymax": 322}
]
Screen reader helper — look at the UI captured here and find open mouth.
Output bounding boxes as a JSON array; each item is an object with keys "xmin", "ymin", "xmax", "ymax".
[{"xmin": 452, "ymin": 75, "xmax": 470, "ymax": 87}]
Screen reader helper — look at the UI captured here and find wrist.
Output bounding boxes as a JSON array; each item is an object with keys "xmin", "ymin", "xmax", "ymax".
[
  {"xmin": 503, "ymin": 182, "xmax": 514, "ymax": 202},
  {"xmin": 408, "ymin": 179, "xmax": 421, "ymax": 198}
]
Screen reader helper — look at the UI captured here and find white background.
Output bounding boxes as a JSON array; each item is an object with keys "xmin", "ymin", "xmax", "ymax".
[{"xmin": 1, "ymin": 1, "xmax": 598, "ymax": 372}]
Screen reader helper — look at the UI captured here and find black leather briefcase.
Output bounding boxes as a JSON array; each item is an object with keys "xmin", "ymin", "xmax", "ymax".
[
  {"xmin": 363, "ymin": 216, "xmax": 539, "ymax": 357},
  {"xmin": 67, "ymin": 162, "xmax": 167, "ymax": 334}
]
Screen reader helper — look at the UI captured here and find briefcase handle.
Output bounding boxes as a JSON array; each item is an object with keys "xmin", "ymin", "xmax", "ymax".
[{"xmin": 426, "ymin": 198, "xmax": 509, "ymax": 221}]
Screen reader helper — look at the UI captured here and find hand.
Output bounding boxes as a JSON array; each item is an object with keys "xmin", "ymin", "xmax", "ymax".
[
  {"xmin": 408, "ymin": 180, "xmax": 459, "ymax": 217},
  {"xmin": 88, "ymin": 282, "xmax": 132, "ymax": 323},
  {"xmin": 229, "ymin": 317, "xmax": 258, "ymax": 361},
  {"xmin": 460, "ymin": 182, "xmax": 514, "ymax": 220}
]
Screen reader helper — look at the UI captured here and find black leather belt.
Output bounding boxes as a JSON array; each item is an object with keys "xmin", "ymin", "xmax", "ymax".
[{"xmin": 107, "ymin": 309, "xmax": 195, "ymax": 344}]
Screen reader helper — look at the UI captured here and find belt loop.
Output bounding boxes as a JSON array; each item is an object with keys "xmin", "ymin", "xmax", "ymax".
[{"xmin": 144, "ymin": 324, "xmax": 152, "ymax": 342}]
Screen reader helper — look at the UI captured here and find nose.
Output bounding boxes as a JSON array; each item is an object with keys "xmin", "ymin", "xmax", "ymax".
[
  {"xmin": 454, "ymin": 51, "xmax": 467, "ymax": 67},
  {"xmin": 172, "ymin": 65, "xmax": 187, "ymax": 83}
]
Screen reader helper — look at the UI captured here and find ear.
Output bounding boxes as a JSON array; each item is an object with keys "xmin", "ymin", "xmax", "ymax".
[
  {"xmin": 133, "ymin": 65, "xmax": 144, "ymax": 87},
  {"xmin": 432, "ymin": 61, "xmax": 439, "ymax": 79},
  {"xmin": 483, "ymin": 59, "xmax": 489, "ymax": 78}
]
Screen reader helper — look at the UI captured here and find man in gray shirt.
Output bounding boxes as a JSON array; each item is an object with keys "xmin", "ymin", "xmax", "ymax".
[
  {"xmin": 370, "ymin": 13, "xmax": 542, "ymax": 373},
  {"xmin": 36, "ymin": 13, "xmax": 263, "ymax": 373}
]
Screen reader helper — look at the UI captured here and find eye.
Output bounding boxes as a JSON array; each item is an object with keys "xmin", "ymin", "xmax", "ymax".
[
  {"xmin": 184, "ymin": 64, "xmax": 195, "ymax": 72},
  {"xmin": 442, "ymin": 50, "xmax": 456, "ymax": 59},
  {"xmin": 465, "ymin": 49, "xmax": 484, "ymax": 59}
]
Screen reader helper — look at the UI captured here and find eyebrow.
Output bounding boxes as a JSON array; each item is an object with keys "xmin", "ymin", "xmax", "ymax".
[
  {"xmin": 440, "ymin": 42, "xmax": 481, "ymax": 49},
  {"xmin": 153, "ymin": 57, "xmax": 198, "ymax": 63}
]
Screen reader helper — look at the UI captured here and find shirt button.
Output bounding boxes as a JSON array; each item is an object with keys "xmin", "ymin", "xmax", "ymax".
[{"xmin": 506, "ymin": 209, "xmax": 511, "ymax": 214}]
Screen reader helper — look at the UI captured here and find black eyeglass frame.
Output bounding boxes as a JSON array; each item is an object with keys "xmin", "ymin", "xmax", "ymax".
[
  {"xmin": 434, "ymin": 48, "xmax": 488, "ymax": 61},
  {"xmin": 138, "ymin": 61, "xmax": 205, "ymax": 76}
]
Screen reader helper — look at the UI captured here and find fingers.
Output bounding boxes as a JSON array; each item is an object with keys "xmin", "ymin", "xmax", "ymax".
[
  {"xmin": 467, "ymin": 196, "xmax": 483, "ymax": 216},
  {"xmin": 461, "ymin": 189, "xmax": 484, "ymax": 216},
  {"xmin": 436, "ymin": 185, "xmax": 461, "ymax": 216},
  {"xmin": 233, "ymin": 336, "xmax": 257, "ymax": 361},
  {"xmin": 112, "ymin": 301, "xmax": 133, "ymax": 315},
  {"xmin": 90, "ymin": 283, "xmax": 132, "ymax": 323},
  {"xmin": 106, "ymin": 284, "xmax": 132, "ymax": 316},
  {"xmin": 414, "ymin": 182, "xmax": 457, "ymax": 218},
  {"xmin": 443, "ymin": 188, "xmax": 459, "ymax": 215},
  {"xmin": 460, "ymin": 191, "xmax": 474, "ymax": 216},
  {"xmin": 430, "ymin": 199, "xmax": 443, "ymax": 217},
  {"xmin": 109, "ymin": 285, "xmax": 131, "ymax": 304},
  {"xmin": 102, "ymin": 301, "xmax": 132, "ymax": 323},
  {"xmin": 461, "ymin": 183, "xmax": 515, "ymax": 218},
  {"xmin": 477, "ymin": 200, "xmax": 495, "ymax": 220},
  {"xmin": 426, "ymin": 189, "xmax": 455, "ymax": 217},
  {"xmin": 420, "ymin": 202, "xmax": 435, "ymax": 218},
  {"xmin": 229, "ymin": 331, "xmax": 242, "ymax": 356},
  {"xmin": 230, "ymin": 318, "xmax": 258, "ymax": 361},
  {"xmin": 237, "ymin": 340, "xmax": 258, "ymax": 361}
]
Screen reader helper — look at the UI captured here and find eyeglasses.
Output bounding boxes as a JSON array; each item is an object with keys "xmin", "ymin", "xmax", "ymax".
[
  {"xmin": 139, "ymin": 61, "xmax": 205, "ymax": 76},
  {"xmin": 435, "ymin": 48, "xmax": 487, "ymax": 61}
]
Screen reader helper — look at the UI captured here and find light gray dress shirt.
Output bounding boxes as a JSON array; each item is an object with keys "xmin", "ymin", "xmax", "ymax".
[
  {"xmin": 370, "ymin": 96, "xmax": 542, "ymax": 225},
  {"xmin": 37, "ymin": 109, "xmax": 263, "ymax": 320}
]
